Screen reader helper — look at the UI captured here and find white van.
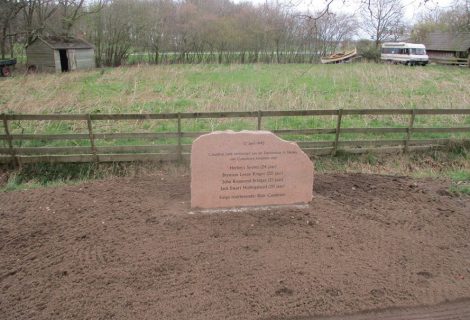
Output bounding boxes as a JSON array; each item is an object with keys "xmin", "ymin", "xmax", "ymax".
[{"xmin": 381, "ymin": 42, "xmax": 429, "ymax": 66}]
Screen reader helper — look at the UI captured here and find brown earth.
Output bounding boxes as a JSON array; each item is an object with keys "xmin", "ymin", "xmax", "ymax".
[{"xmin": 0, "ymin": 173, "xmax": 470, "ymax": 320}]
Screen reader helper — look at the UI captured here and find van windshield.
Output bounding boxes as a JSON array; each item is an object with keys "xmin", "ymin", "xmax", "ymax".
[{"xmin": 411, "ymin": 48, "xmax": 426, "ymax": 55}]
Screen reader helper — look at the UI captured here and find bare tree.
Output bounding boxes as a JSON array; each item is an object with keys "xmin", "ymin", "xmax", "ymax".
[
  {"xmin": 360, "ymin": 0, "xmax": 405, "ymax": 47},
  {"xmin": 21, "ymin": 0, "xmax": 57, "ymax": 45},
  {"xmin": 313, "ymin": 12, "xmax": 358, "ymax": 55},
  {"xmin": 58, "ymin": 0, "xmax": 105, "ymax": 36},
  {"xmin": 0, "ymin": 0, "xmax": 26, "ymax": 59}
]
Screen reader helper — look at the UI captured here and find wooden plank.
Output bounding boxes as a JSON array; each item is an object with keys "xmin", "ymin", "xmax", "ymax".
[
  {"xmin": 257, "ymin": 110, "xmax": 262, "ymax": 130},
  {"xmin": 96, "ymin": 145, "xmax": 183, "ymax": 153},
  {"xmin": 87, "ymin": 115, "xmax": 98, "ymax": 162},
  {"xmin": 342, "ymin": 109, "xmax": 413, "ymax": 115},
  {"xmin": 412, "ymin": 127, "xmax": 470, "ymax": 133},
  {"xmin": 404, "ymin": 109, "xmax": 416, "ymax": 153},
  {"xmin": 6, "ymin": 133, "xmax": 90, "ymax": 140},
  {"xmin": 297, "ymin": 141, "xmax": 334, "ymax": 148},
  {"xmin": 337, "ymin": 139, "xmax": 406, "ymax": 147},
  {"xmin": 340, "ymin": 128, "xmax": 408, "ymax": 133},
  {"xmin": 93, "ymin": 132, "xmax": 180, "ymax": 139},
  {"xmin": 5, "ymin": 114, "xmax": 89, "ymax": 121},
  {"xmin": 273, "ymin": 128, "xmax": 337, "ymax": 135},
  {"xmin": 15, "ymin": 153, "xmax": 187, "ymax": 164},
  {"xmin": 2, "ymin": 132, "xmax": 184, "ymax": 141},
  {"xmin": 4, "ymin": 109, "xmax": 470, "ymax": 123},
  {"xmin": 408, "ymin": 138, "xmax": 468, "ymax": 145},
  {"xmin": 341, "ymin": 145, "xmax": 444, "ymax": 154},
  {"xmin": 4, "ymin": 140, "xmax": 458, "ymax": 157},
  {"xmin": 1, "ymin": 114, "xmax": 17, "ymax": 166},
  {"xmin": 0, "ymin": 144, "xmax": 186, "ymax": 155},
  {"xmin": 414, "ymin": 109, "xmax": 470, "ymax": 115},
  {"xmin": 180, "ymin": 111, "xmax": 258, "ymax": 119},
  {"xmin": 332, "ymin": 109, "xmax": 343, "ymax": 155},
  {"xmin": 17, "ymin": 154, "xmax": 96, "ymax": 163},
  {"xmin": 91, "ymin": 113, "xmax": 179, "ymax": 120},
  {"xmin": 180, "ymin": 131, "xmax": 210, "ymax": 138},
  {"xmin": 261, "ymin": 110, "xmax": 338, "ymax": 116},
  {"xmin": 2, "ymin": 131, "xmax": 467, "ymax": 144},
  {"xmin": 177, "ymin": 113, "xmax": 182, "ymax": 162},
  {"xmin": 3, "ymin": 143, "xmax": 459, "ymax": 164},
  {"xmin": 302, "ymin": 147, "xmax": 335, "ymax": 156},
  {"xmin": 97, "ymin": 153, "xmax": 180, "ymax": 162},
  {"xmin": 1, "ymin": 146, "xmax": 93, "ymax": 155}
]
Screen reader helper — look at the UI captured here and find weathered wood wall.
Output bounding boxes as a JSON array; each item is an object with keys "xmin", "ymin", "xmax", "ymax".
[
  {"xmin": 26, "ymin": 40, "xmax": 56, "ymax": 72},
  {"xmin": 74, "ymin": 49, "xmax": 96, "ymax": 70}
]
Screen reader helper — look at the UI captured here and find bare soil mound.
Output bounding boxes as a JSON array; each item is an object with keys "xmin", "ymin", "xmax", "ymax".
[{"xmin": 1, "ymin": 173, "xmax": 469, "ymax": 320}]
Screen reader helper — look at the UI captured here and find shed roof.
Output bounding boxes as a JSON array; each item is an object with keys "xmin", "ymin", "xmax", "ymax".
[
  {"xmin": 37, "ymin": 36, "xmax": 94, "ymax": 50},
  {"xmin": 423, "ymin": 32, "xmax": 470, "ymax": 52}
]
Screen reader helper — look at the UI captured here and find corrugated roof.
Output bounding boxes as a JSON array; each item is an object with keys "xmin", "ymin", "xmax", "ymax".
[
  {"xmin": 39, "ymin": 36, "xmax": 94, "ymax": 49},
  {"xmin": 423, "ymin": 32, "xmax": 470, "ymax": 52}
]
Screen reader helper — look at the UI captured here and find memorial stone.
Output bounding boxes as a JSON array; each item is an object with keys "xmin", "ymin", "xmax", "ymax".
[{"xmin": 191, "ymin": 131, "xmax": 314, "ymax": 209}]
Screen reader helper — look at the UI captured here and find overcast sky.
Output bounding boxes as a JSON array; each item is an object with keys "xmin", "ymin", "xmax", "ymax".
[{"xmin": 235, "ymin": 0, "xmax": 454, "ymax": 24}]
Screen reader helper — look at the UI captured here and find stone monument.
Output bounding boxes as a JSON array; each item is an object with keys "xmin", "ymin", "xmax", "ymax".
[{"xmin": 191, "ymin": 131, "xmax": 314, "ymax": 209}]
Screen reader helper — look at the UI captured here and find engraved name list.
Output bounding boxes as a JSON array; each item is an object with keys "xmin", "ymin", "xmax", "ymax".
[{"xmin": 191, "ymin": 131, "xmax": 313, "ymax": 209}]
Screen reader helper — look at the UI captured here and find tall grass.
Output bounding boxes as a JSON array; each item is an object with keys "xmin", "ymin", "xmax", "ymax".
[
  {"xmin": 0, "ymin": 64, "xmax": 468, "ymax": 146},
  {"xmin": 2, "ymin": 63, "xmax": 469, "ymax": 114}
]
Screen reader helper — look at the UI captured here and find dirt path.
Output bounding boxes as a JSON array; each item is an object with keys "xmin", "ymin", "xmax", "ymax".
[{"xmin": 1, "ymin": 173, "xmax": 469, "ymax": 320}]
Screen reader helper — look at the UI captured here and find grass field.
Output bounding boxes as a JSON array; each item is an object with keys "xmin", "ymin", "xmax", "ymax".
[
  {"xmin": 1, "ymin": 63, "xmax": 469, "ymax": 191},
  {"xmin": 2, "ymin": 63, "xmax": 470, "ymax": 113},
  {"xmin": 1, "ymin": 63, "xmax": 470, "ymax": 142}
]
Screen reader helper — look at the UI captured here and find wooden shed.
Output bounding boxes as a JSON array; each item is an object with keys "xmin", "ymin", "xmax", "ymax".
[
  {"xmin": 26, "ymin": 36, "xmax": 95, "ymax": 73},
  {"xmin": 422, "ymin": 32, "xmax": 470, "ymax": 58}
]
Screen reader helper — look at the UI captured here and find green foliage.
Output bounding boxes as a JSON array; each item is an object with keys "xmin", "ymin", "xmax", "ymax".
[
  {"xmin": 1, "ymin": 162, "xmax": 137, "ymax": 191},
  {"xmin": 449, "ymin": 170, "xmax": 470, "ymax": 181},
  {"xmin": 356, "ymin": 40, "xmax": 380, "ymax": 61}
]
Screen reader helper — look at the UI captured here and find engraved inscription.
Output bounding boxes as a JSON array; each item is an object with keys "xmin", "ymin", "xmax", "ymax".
[{"xmin": 191, "ymin": 131, "xmax": 314, "ymax": 209}]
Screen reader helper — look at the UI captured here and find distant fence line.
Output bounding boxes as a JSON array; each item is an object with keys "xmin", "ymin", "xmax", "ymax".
[
  {"xmin": 128, "ymin": 51, "xmax": 321, "ymax": 65},
  {"xmin": 430, "ymin": 57, "xmax": 469, "ymax": 67},
  {"xmin": 1, "ymin": 109, "xmax": 470, "ymax": 165}
]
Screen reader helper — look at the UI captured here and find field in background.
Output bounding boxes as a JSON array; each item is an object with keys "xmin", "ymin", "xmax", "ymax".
[
  {"xmin": 1, "ymin": 63, "xmax": 470, "ymax": 143},
  {"xmin": 2, "ymin": 63, "xmax": 470, "ymax": 114},
  {"xmin": 1, "ymin": 63, "xmax": 469, "ymax": 191}
]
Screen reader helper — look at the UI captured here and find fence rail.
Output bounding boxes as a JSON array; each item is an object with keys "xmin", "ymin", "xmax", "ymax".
[
  {"xmin": 1, "ymin": 109, "xmax": 469, "ymax": 165},
  {"xmin": 430, "ymin": 57, "xmax": 469, "ymax": 66}
]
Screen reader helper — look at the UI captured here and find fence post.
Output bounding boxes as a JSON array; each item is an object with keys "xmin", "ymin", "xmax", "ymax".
[
  {"xmin": 86, "ymin": 114, "xmax": 99, "ymax": 163},
  {"xmin": 257, "ymin": 110, "xmax": 262, "ymax": 130},
  {"xmin": 177, "ymin": 113, "xmax": 182, "ymax": 162},
  {"xmin": 404, "ymin": 109, "xmax": 416, "ymax": 153},
  {"xmin": 332, "ymin": 109, "xmax": 343, "ymax": 156},
  {"xmin": 1, "ymin": 114, "xmax": 18, "ymax": 167}
]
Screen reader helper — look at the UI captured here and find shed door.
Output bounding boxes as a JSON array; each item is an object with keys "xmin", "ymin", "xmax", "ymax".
[
  {"xmin": 59, "ymin": 49, "xmax": 69, "ymax": 72},
  {"xmin": 67, "ymin": 49, "xmax": 77, "ymax": 70}
]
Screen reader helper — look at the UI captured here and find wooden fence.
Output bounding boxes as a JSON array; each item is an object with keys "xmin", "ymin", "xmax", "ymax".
[
  {"xmin": 430, "ymin": 57, "xmax": 469, "ymax": 66},
  {"xmin": 1, "ymin": 109, "xmax": 470, "ymax": 165}
]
